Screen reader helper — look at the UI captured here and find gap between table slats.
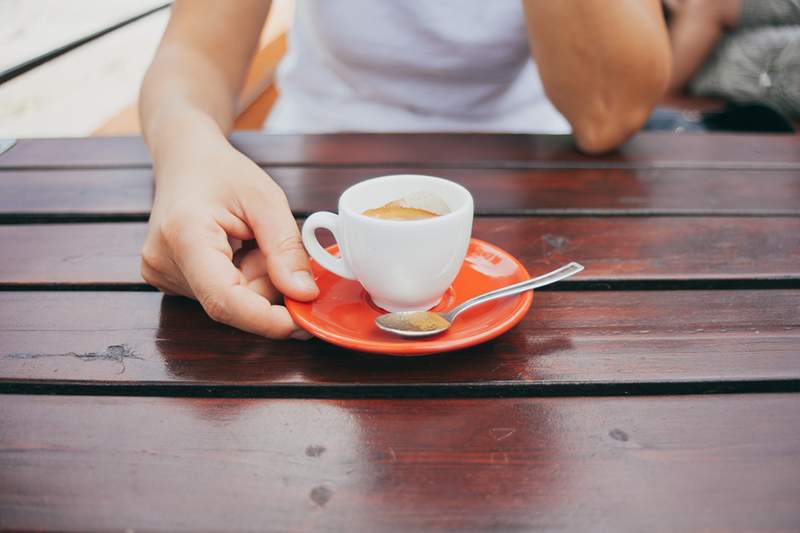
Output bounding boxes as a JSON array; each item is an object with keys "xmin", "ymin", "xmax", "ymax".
[
  {"xmin": 1, "ymin": 166, "xmax": 800, "ymax": 221},
  {"xmin": 0, "ymin": 218, "xmax": 797, "ymax": 286},
  {"xmin": 0, "ymin": 289, "xmax": 797, "ymax": 394},
  {"xmin": 1, "ymin": 133, "xmax": 798, "ymax": 169}
]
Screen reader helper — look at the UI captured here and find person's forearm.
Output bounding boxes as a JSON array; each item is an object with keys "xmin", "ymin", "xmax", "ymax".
[
  {"xmin": 139, "ymin": 0, "xmax": 269, "ymax": 180},
  {"xmin": 522, "ymin": 0, "xmax": 671, "ymax": 153},
  {"xmin": 666, "ymin": 0, "xmax": 741, "ymax": 92},
  {"xmin": 667, "ymin": 15, "xmax": 722, "ymax": 92},
  {"xmin": 140, "ymin": 45, "xmax": 239, "ymax": 181}
]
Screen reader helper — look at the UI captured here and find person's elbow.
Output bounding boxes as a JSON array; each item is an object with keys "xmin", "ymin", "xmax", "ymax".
[
  {"xmin": 571, "ymin": 104, "xmax": 654, "ymax": 155},
  {"xmin": 571, "ymin": 59, "xmax": 672, "ymax": 155}
]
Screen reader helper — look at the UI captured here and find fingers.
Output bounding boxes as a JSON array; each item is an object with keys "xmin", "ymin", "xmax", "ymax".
[
  {"xmin": 140, "ymin": 239, "xmax": 193, "ymax": 297},
  {"xmin": 239, "ymin": 247, "xmax": 281, "ymax": 303},
  {"xmin": 246, "ymin": 277, "xmax": 281, "ymax": 303},
  {"xmin": 141, "ymin": 260, "xmax": 192, "ymax": 297},
  {"xmin": 218, "ymin": 210, "xmax": 254, "ymax": 240},
  {"xmin": 238, "ymin": 246, "xmax": 267, "ymax": 279},
  {"xmin": 241, "ymin": 182, "xmax": 319, "ymax": 302},
  {"xmin": 175, "ymin": 233, "xmax": 301, "ymax": 339}
]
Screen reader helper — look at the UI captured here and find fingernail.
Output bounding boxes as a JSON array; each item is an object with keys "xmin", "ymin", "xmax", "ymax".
[
  {"xmin": 292, "ymin": 271, "xmax": 318, "ymax": 292},
  {"xmin": 290, "ymin": 329, "xmax": 314, "ymax": 341}
]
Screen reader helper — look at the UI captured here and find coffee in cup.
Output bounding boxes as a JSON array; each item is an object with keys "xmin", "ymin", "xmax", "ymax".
[
  {"xmin": 362, "ymin": 190, "xmax": 451, "ymax": 221},
  {"xmin": 362, "ymin": 205, "xmax": 438, "ymax": 220}
]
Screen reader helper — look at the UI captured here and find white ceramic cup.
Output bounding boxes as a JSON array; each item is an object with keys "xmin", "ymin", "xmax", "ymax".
[{"xmin": 301, "ymin": 175, "xmax": 474, "ymax": 312}]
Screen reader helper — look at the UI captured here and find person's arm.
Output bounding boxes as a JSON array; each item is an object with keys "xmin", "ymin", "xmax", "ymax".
[
  {"xmin": 521, "ymin": 0, "xmax": 672, "ymax": 153},
  {"xmin": 140, "ymin": 0, "xmax": 318, "ymax": 340},
  {"xmin": 663, "ymin": 0, "xmax": 741, "ymax": 92}
]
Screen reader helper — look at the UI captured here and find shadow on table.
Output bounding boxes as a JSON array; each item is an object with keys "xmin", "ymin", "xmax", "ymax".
[{"xmin": 154, "ymin": 294, "xmax": 573, "ymax": 386}]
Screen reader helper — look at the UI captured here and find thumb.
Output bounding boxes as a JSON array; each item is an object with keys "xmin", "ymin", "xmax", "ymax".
[{"xmin": 243, "ymin": 181, "xmax": 319, "ymax": 301}]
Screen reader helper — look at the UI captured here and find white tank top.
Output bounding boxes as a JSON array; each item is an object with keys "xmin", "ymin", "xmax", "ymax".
[{"xmin": 265, "ymin": 0, "xmax": 570, "ymax": 134}]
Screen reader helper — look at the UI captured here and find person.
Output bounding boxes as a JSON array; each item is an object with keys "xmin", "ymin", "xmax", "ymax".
[
  {"xmin": 665, "ymin": 0, "xmax": 800, "ymax": 118},
  {"xmin": 139, "ymin": 0, "xmax": 671, "ymax": 339}
]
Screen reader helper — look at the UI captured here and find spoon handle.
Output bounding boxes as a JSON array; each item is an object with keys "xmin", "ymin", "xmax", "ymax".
[{"xmin": 446, "ymin": 262, "xmax": 584, "ymax": 320}]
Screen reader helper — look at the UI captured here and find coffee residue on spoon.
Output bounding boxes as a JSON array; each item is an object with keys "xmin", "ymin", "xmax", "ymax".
[{"xmin": 378, "ymin": 311, "xmax": 451, "ymax": 332}]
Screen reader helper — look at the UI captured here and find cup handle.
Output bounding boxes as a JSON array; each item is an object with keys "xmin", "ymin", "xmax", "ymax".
[{"xmin": 301, "ymin": 212, "xmax": 356, "ymax": 280}]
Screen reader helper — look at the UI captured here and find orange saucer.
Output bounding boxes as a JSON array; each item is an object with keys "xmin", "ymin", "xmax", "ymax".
[{"xmin": 286, "ymin": 239, "xmax": 533, "ymax": 355}]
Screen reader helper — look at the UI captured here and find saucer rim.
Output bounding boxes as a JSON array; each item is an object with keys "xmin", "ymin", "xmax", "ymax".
[{"xmin": 286, "ymin": 238, "xmax": 533, "ymax": 356}]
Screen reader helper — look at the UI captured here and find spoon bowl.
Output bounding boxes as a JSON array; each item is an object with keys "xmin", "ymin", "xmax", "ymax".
[
  {"xmin": 375, "ymin": 262, "xmax": 584, "ymax": 337},
  {"xmin": 374, "ymin": 311, "xmax": 453, "ymax": 337}
]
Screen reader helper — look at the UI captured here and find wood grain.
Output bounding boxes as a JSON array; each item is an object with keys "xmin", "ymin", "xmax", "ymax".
[
  {"xmin": 2, "ymin": 132, "xmax": 798, "ymax": 169},
  {"xmin": 270, "ymin": 166, "xmax": 800, "ymax": 216},
  {"xmin": 2, "ymin": 166, "xmax": 800, "ymax": 220},
  {"xmin": 1, "ymin": 394, "xmax": 798, "ymax": 532},
  {"xmin": 2, "ymin": 131, "xmax": 798, "ymax": 533},
  {"xmin": 1, "ymin": 217, "xmax": 798, "ymax": 285},
  {"xmin": 1, "ymin": 290, "xmax": 797, "ymax": 388},
  {"xmin": 0, "ymin": 168, "xmax": 153, "ymax": 219}
]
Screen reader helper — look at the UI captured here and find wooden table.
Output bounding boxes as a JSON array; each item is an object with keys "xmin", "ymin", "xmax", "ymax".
[{"xmin": 1, "ymin": 132, "xmax": 799, "ymax": 532}]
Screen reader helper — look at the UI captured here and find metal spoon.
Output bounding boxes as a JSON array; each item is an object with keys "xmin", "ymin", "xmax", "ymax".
[{"xmin": 375, "ymin": 262, "xmax": 584, "ymax": 337}]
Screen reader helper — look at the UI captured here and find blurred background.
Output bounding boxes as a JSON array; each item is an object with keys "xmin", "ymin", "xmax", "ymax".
[
  {"xmin": 0, "ymin": 0, "xmax": 293, "ymax": 138},
  {"xmin": 1, "ymin": 0, "xmax": 797, "ymax": 138}
]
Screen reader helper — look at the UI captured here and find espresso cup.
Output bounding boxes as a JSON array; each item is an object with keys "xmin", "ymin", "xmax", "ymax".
[{"xmin": 301, "ymin": 175, "xmax": 474, "ymax": 312}]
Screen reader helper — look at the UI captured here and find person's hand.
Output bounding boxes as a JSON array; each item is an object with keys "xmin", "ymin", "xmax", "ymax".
[{"xmin": 140, "ymin": 141, "xmax": 319, "ymax": 339}]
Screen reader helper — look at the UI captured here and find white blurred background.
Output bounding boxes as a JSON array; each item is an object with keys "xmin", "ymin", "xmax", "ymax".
[{"xmin": 0, "ymin": 0, "xmax": 293, "ymax": 138}]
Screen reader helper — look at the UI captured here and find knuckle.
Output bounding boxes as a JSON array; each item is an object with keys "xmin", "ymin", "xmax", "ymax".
[
  {"xmin": 259, "ymin": 176, "xmax": 283, "ymax": 195},
  {"xmin": 157, "ymin": 204, "xmax": 197, "ymax": 248},
  {"xmin": 255, "ymin": 179, "xmax": 289, "ymax": 207},
  {"xmin": 140, "ymin": 261, "xmax": 168, "ymax": 292},
  {"xmin": 140, "ymin": 262, "xmax": 157, "ymax": 287},
  {"xmin": 158, "ymin": 215, "xmax": 184, "ymax": 248},
  {"xmin": 140, "ymin": 242, "xmax": 160, "ymax": 269},
  {"xmin": 140, "ymin": 236, "xmax": 176, "ymax": 278},
  {"xmin": 200, "ymin": 291, "xmax": 231, "ymax": 324},
  {"xmin": 275, "ymin": 233, "xmax": 305, "ymax": 255}
]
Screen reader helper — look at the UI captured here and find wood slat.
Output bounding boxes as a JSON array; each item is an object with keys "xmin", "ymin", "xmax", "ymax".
[
  {"xmin": 1, "ymin": 218, "xmax": 798, "ymax": 286},
  {"xmin": 2, "ymin": 166, "xmax": 800, "ymax": 220},
  {"xmin": 0, "ymin": 168, "xmax": 153, "ymax": 219},
  {"xmin": 1, "ymin": 133, "xmax": 798, "ymax": 169},
  {"xmin": 2, "ymin": 394, "xmax": 798, "ymax": 531},
  {"xmin": 268, "ymin": 166, "xmax": 800, "ymax": 216},
  {"xmin": 1, "ymin": 290, "xmax": 797, "ymax": 389}
]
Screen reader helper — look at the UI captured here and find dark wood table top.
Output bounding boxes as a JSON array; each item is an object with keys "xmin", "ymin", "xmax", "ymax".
[{"xmin": 1, "ymin": 132, "xmax": 798, "ymax": 532}]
